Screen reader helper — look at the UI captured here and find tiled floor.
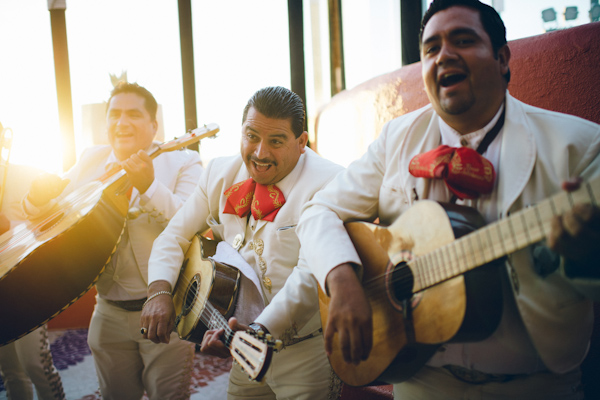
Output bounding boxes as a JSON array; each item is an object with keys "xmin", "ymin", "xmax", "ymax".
[{"xmin": 0, "ymin": 329, "xmax": 231, "ymax": 400}]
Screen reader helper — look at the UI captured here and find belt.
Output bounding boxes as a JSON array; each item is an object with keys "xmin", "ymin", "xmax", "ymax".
[
  {"xmin": 443, "ymin": 365, "xmax": 526, "ymax": 384},
  {"xmin": 105, "ymin": 298, "xmax": 147, "ymax": 312},
  {"xmin": 282, "ymin": 328, "xmax": 322, "ymax": 347}
]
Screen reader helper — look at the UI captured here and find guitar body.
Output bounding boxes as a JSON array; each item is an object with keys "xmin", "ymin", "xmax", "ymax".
[
  {"xmin": 173, "ymin": 234, "xmax": 241, "ymax": 344},
  {"xmin": 173, "ymin": 234, "xmax": 280, "ymax": 382},
  {"xmin": 0, "ymin": 124, "xmax": 220, "ymax": 347},
  {"xmin": 0, "ymin": 178, "xmax": 130, "ymax": 346},
  {"xmin": 319, "ymin": 201, "xmax": 503, "ymax": 386}
]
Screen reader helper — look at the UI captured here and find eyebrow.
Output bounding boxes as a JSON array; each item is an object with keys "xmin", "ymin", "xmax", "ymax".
[
  {"xmin": 422, "ymin": 27, "xmax": 481, "ymax": 46},
  {"xmin": 246, "ymin": 126, "xmax": 290, "ymax": 140}
]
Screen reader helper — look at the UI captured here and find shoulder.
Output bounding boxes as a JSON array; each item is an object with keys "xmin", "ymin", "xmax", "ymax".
[
  {"xmin": 154, "ymin": 146, "xmax": 201, "ymax": 166},
  {"xmin": 304, "ymin": 148, "xmax": 343, "ymax": 173},
  {"xmin": 204, "ymin": 153, "xmax": 243, "ymax": 176},
  {"xmin": 386, "ymin": 104, "xmax": 435, "ymax": 132},
  {"xmin": 509, "ymin": 95, "xmax": 600, "ymax": 139},
  {"xmin": 202, "ymin": 154, "xmax": 245, "ymax": 188},
  {"xmin": 74, "ymin": 145, "xmax": 112, "ymax": 168}
]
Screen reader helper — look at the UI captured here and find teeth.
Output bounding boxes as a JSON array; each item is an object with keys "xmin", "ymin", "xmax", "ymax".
[{"xmin": 254, "ymin": 162, "xmax": 270, "ymax": 167}]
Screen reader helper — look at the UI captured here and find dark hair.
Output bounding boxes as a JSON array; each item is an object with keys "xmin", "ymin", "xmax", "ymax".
[
  {"xmin": 242, "ymin": 86, "xmax": 305, "ymax": 138},
  {"xmin": 107, "ymin": 82, "xmax": 158, "ymax": 121},
  {"xmin": 420, "ymin": 0, "xmax": 510, "ymax": 82}
]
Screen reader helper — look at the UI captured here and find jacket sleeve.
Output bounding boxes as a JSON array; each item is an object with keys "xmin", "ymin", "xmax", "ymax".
[
  {"xmin": 139, "ymin": 150, "xmax": 204, "ymax": 222},
  {"xmin": 296, "ymin": 122, "xmax": 391, "ymax": 291},
  {"xmin": 147, "ymin": 159, "xmax": 213, "ymax": 289}
]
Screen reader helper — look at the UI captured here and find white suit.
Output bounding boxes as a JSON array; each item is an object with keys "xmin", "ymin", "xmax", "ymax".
[
  {"xmin": 22, "ymin": 142, "xmax": 203, "ymax": 400},
  {"xmin": 297, "ymin": 93, "xmax": 600, "ymax": 397},
  {"xmin": 149, "ymin": 148, "xmax": 344, "ymax": 399}
]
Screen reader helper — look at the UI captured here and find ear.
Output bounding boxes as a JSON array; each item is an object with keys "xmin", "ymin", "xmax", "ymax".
[
  {"xmin": 151, "ymin": 119, "xmax": 159, "ymax": 138},
  {"xmin": 497, "ymin": 45, "xmax": 511, "ymax": 77},
  {"xmin": 298, "ymin": 131, "xmax": 308, "ymax": 154}
]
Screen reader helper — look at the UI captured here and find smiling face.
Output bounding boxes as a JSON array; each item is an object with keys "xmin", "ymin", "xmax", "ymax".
[
  {"xmin": 421, "ymin": 6, "xmax": 510, "ymax": 133},
  {"xmin": 106, "ymin": 92, "xmax": 158, "ymax": 161},
  {"xmin": 240, "ymin": 107, "xmax": 308, "ymax": 185}
]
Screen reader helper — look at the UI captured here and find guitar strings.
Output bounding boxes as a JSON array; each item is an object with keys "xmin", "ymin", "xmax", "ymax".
[{"xmin": 173, "ymin": 273, "xmax": 234, "ymax": 343}]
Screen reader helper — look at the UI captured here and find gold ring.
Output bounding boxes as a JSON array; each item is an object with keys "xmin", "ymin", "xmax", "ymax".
[{"xmin": 141, "ymin": 327, "xmax": 148, "ymax": 335}]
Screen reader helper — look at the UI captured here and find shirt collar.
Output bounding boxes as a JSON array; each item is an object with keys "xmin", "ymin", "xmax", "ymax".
[{"xmin": 438, "ymin": 103, "xmax": 505, "ymax": 149}]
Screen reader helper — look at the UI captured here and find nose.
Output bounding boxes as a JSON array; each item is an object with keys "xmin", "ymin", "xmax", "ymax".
[
  {"xmin": 253, "ymin": 141, "xmax": 270, "ymax": 160},
  {"xmin": 116, "ymin": 113, "xmax": 129, "ymax": 126},
  {"xmin": 436, "ymin": 42, "xmax": 458, "ymax": 66}
]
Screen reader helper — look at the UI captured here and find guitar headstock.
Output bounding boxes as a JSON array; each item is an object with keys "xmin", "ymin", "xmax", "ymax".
[
  {"xmin": 153, "ymin": 123, "xmax": 219, "ymax": 156},
  {"xmin": 230, "ymin": 330, "xmax": 282, "ymax": 382}
]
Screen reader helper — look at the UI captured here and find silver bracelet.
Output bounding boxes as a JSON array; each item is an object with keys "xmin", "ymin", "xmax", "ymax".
[{"xmin": 142, "ymin": 290, "xmax": 172, "ymax": 309}]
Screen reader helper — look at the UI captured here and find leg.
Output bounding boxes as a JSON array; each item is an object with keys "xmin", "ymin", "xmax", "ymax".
[
  {"xmin": 0, "ymin": 340, "xmax": 34, "ymax": 400},
  {"xmin": 227, "ymin": 362, "xmax": 277, "ymax": 400},
  {"xmin": 393, "ymin": 365, "xmax": 584, "ymax": 400},
  {"xmin": 139, "ymin": 331, "xmax": 195, "ymax": 400},
  {"xmin": 267, "ymin": 334, "xmax": 340, "ymax": 400},
  {"xmin": 87, "ymin": 299, "xmax": 145, "ymax": 400},
  {"xmin": 13, "ymin": 325, "xmax": 65, "ymax": 400}
]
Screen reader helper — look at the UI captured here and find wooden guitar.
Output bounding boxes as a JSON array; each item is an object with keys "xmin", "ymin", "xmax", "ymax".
[
  {"xmin": 173, "ymin": 233, "xmax": 281, "ymax": 381},
  {"xmin": 0, "ymin": 124, "xmax": 219, "ymax": 346},
  {"xmin": 319, "ymin": 178, "xmax": 600, "ymax": 386}
]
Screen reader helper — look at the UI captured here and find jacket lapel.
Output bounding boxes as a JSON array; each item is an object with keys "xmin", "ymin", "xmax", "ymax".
[{"xmin": 496, "ymin": 94, "xmax": 537, "ymax": 217}]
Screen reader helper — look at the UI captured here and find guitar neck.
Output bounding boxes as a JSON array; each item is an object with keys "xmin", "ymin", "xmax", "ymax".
[
  {"xmin": 411, "ymin": 178, "xmax": 600, "ymax": 293},
  {"xmin": 202, "ymin": 300, "xmax": 236, "ymax": 348},
  {"xmin": 148, "ymin": 123, "xmax": 219, "ymax": 160},
  {"xmin": 102, "ymin": 123, "xmax": 219, "ymax": 185}
]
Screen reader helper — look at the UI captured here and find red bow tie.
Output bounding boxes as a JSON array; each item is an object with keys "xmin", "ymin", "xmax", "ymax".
[
  {"xmin": 409, "ymin": 145, "xmax": 496, "ymax": 200},
  {"xmin": 223, "ymin": 178, "xmax": 286, "ymax": 221}
]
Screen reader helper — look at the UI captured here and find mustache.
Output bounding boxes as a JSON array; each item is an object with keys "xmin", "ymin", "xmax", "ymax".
[{"xmin": 248, "ymin": 155, "xmax": 277, "ymax": 166}]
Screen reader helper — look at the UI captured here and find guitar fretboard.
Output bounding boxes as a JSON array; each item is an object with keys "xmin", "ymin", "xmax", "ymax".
[{"xmin": 409, "ymin": 179, "xmax": 600, "ymax": 292}]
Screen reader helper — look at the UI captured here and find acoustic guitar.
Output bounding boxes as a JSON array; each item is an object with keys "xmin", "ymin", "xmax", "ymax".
[
  {"xmin": 319, "ymin": 178, "xmax": 599, "ymax": 386},
  {"xmin": 0, "ymin": 124, "xmax": 219, "ymax": 346},
  {"xmin": 173, "ymin": 233, "xmax": 281, "ymax": 381}
]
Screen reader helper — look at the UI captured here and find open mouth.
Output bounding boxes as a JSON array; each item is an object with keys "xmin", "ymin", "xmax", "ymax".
[
  {"xmin": 253, "ymin": 160, "xmax": 273, "ymax": 172},
  {"xmin": 439, "ymin": 73, "xmax": 467, "ymax": 87}
]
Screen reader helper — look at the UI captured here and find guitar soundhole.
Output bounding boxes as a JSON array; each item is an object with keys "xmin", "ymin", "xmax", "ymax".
[
  {"xmin": 182, "ymin": 275, "xmax": 200, "ymax": 316},
  {"xmin": 385, "ymin": 258, "xmax": 419, "ymax": 313},
  {"xmin": 39, "ymin": 212, "xmax": 65, "ymax": 233}
]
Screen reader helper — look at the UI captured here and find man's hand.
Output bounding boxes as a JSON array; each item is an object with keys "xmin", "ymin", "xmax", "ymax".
[
  {"xmin": 547, "ymin": 178, "xmax": 600, "ymax": 264},
  {"xmin": 200, "ymin": 317, "xmax": 249, "ymax": 358},
  {"xmin": 324, "ymin": 263, "xmax": 372, "ymax": 365},
  {"xmin": 122, "ymin": 150, "xmax": 154, "ymax": 195},
  {"xmin": 27, "ymin": 173, "xmax": 69, "ymax": 207},
  {"xmin": 141, "ymin": 280, "xmax": 174, "ymax": 344}
]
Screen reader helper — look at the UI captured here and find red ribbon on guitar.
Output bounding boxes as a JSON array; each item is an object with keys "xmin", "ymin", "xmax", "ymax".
[
  {"xmin": 409, "ymin": 145, "xmax": 496, "ymax": 199},
  {"xmin": 223, "ymin": 178, "xmax": 285, "ymax": 221}
]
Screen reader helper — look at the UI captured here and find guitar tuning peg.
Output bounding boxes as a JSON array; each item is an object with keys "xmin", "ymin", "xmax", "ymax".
[
  {"xmin": 274, "ymin": 340, "xmax": 283, "ymax": 352},
  {"xmin": 265, "ymin": 333, "xmax": 273, "ymax": 341}
]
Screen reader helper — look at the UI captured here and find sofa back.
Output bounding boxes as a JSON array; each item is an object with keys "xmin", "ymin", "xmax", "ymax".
[{"xmin": 314, "ymin": 22, "xmax": 600, "ymax": 167}]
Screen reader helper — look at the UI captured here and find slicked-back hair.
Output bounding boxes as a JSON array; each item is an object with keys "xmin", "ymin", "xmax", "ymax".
[
  {"xmin": 242, "ymin": 86, "xmax": 305, "ymax": 138},
  {"xmin": 107, "ymin": 82, "xmax": 158, "ymax": 122},
  {"xmin": 420, "ymin": 0, "xmax": 510, "ymax": 82}
]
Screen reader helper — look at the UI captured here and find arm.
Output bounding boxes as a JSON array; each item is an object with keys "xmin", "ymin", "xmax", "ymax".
[
  {"xmin": 134, "ymin": 149, "xmax": 203, "ymax": 220},
  {"xmin": 141, "ymin": 163, "xmax": 213, "ymax": 344},
  {"xmin": 297, "ymin": 126, "xmax": 390, "ymax": 364}
]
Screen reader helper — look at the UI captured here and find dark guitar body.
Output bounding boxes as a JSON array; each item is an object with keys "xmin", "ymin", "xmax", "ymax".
[
  {"xmin": 0, "ymin": 179, "xmax": 129, "ymax": 346},
  {"xmin": 173, "ymin": 235, "xmax": 241, "ymax": 345}
]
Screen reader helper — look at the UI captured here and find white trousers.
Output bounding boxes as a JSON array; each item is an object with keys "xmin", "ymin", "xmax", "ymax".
[
  {"xmin": 0, "ymin": 325, "xmax": 65, "ymax": 400},
  {"xmin": 393, "ymin": 365, "xmax": 584, "ymax": 400},
  {"xmin": 227, "ymin": 332, "xmax": 341, "ymax": 400},
  {"xmin": 87, "ymin": 298, "xmax": 195, "ymax": 400}
]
